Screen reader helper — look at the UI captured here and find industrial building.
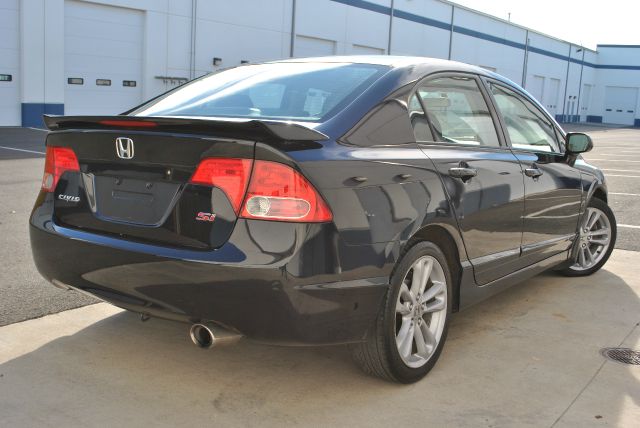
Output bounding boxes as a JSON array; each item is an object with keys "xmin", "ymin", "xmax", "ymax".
[{"xmin": 1, "ymin": 0, "xmax": 639, "ymax": 128}]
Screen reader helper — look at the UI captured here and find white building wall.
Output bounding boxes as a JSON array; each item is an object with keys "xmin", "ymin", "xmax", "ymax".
[
  {"xmin": 295, "ymin": 0, "xmax": 389, "ymax": 57},
  {"xmin": 591, "ymin": 46, "xmax": 640, "ymax": 125},
  {"xmin": 451, "ymin": 7, "xmax": 527, "ymax": 84},
  {"xmin": 525, "ymin": 34, "xmax": 572, "ymax": 118},
  {"xmin": 0, "ymin": 0, "xmax": 21, "ymax": 125},
  {"xmin": 4, "ymin": 0, "xmax": 640, "ymax": 127},
  {"xmin": 63, "ymin": 0, "xmax": 144, "ymax": 115},
  {"xmin": 578, "ymin": 50, "xmax": 598, "ymax": 121},
  {"xmin": 390, "ymin": 0, "xmax": 450, "ymax": 59},
  {"xmin": 195, "ymin": 0, "xmax": 291, "ymax": 70}
]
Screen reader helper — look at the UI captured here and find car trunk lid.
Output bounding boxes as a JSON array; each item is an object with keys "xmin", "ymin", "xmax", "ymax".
[{"xmin": 44, "ymin": 115, "xmax": 327, "ymax": 250}]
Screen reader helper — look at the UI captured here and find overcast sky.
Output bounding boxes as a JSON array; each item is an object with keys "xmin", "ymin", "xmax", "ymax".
[{"xmin": 450, "ymin": 0, "xmax": 639, "ymax": 50}]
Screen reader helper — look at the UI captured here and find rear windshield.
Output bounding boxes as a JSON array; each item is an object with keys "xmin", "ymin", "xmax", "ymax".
[{"xmin": 132, "ymin": 63, "xmax": 389, "ymax": 122}]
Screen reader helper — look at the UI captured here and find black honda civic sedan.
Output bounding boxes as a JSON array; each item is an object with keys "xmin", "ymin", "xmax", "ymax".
[{"xmin": 30, "ymin": 56, "xmax": 616, "ymax": 383}]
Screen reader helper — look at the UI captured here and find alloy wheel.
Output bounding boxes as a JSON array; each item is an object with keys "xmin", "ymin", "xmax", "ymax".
[
  {"xmin": 570, "ymin": 206, "xmax": 612, "ymax": 271},
  {"xmin": 395, "ymin": 255, "xmax": 448, "ymax": 368}
]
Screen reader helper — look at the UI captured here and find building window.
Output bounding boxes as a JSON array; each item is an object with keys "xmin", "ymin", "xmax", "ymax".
[
  {"xmin": 68, "ymin": 77, "xmax": 83, "ymax": 85},
  {"xmin": 96, "ymin": 79, "xmax": 111, "ymax": 86},
  {"xmin": 123, "ymin": 80, "xmax": 137, "ymax": 87},
  {"xmin": 0, "ymin": 74, "xmax": 12, "ymax": 82}
]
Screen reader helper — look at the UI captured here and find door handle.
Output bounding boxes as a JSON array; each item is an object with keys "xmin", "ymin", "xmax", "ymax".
[
  {"xmin": 524, "ymin": 166, "xmax": 543, "ymax": 178},
  {"xmin": 449, "ymin": 166, "xmax": 478, "ymax": 180}
]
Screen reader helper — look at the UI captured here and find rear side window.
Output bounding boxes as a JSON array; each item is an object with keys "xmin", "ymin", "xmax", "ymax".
[
  {"xmin": 408, "ymin": 94, "xmax": 433, "ymax": 142},
  {"xmin": 132, "ymin": 63, "xmax": 388, "ymax": 122},
  {"xmin": 490, "ymin": 83, "xmax": 562, "ymax": 153},
  {"xmin": 412, "ymin": 76, "xmax": 500, "ymax": 147}
]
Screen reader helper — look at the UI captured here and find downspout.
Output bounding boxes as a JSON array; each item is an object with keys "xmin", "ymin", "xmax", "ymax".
[
  {"xmin": 290, "ymin": 0, "xmax": 297, "ymax": 57},
  {"xmin": 576, "ymin": 48, "xmax": 586, "ymax": 123},
  {"xmin": 448, "ymin": 5, "xmax": 455, "ymax": 60},
  {"xmin": 561, "ymin": 44, "xmax": 572, "ymax": 123},
  {"xmin": 387, "ymin": 0, "xmax": 394, "ymax": 54},
  {"xmin": 190, "ymin": 0, "xmax": 197, "ymax": 79},
  {"xmin": 521, "ymin": 31, "xmax": 529, "ymax": 87}
]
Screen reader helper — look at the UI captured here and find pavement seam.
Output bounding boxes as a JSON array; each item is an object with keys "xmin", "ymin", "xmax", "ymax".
[
  {"xmin": 0, "ymin": 301, "xmax": 101, "ymax": 328},
  {"xmin": 0, "ymin": 145, "xmax": 45, "ymax": 155},
  {"xmin": 549, "ymin": 321, "xmax": 640, "ymax": 427}
]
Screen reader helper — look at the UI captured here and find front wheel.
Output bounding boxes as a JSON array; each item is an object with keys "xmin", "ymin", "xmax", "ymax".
[
  {"xmin": 352, "ymin": 241, "xmax": 453, "ymax": 383},
  {"xmin": 561, "ymin": 197, "xmax": 617, "ymax": 276}
]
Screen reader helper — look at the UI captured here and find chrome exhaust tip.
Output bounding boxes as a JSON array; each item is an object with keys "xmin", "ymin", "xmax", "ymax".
[{"xmin": 189, "ymin": 322, "xmax": 242, "ymax": 349}]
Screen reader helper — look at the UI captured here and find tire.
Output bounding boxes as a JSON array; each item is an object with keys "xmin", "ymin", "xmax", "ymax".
[
  {"xmin": 352, "ymin": 241, "xmax": 453, "ymax": 383},
  {"xmin": 560, "ymin": 197, "xmax": 617, "ymax": 277}
]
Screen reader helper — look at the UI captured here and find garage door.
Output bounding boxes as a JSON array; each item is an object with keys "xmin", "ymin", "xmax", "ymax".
[
  {"xmin": 350, "ymin": 44, "xmax": 384, "ymax": 55},
  {"xmin": 545, "ymin": 78, "xmax": 560, "ymax": 119},
  {"xmin": 64, "ymin": 0, "xmax": 143, "ymax": 116},
  {"xmin": 528, "ymin": 75, "xmax": 545, "ymax": 105},
  {"xmin": 603, "ymin": 86, "xmax": 638, "ymax": 125},
  {"xmin": 0, "ymin": 0, "xmax": 20, "ymax": 125},
  {"xmin": 294, "ymin": 35, "xmax": 336, "ymax": 57}
]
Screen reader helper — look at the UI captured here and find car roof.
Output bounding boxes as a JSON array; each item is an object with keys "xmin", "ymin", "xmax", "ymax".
[{"xmin": 273, "ymin": 55, "xmax": 489, "ymax": 73}]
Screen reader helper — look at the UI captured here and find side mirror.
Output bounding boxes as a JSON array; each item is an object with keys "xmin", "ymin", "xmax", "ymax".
[{"xmin": 566, "ymin": 132, "xmax": 593, "ymax": 154}]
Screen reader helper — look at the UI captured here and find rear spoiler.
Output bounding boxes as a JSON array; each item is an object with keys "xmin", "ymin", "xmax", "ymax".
[{"xmin": 43, "ymin": 115, "xmax": 329, "ymax": 143}]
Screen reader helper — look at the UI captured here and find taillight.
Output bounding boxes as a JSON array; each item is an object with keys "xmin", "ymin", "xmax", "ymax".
[
  {"xmin": 98, "ymin": 120, "xmax": 158, "ymax": 128},
  {"xmin": 189, "ymin": 158, "xmax": 253, "ymax": 213},
  {"xmin": 240, "ymin": 160, "xmax": 332, "ymax": 222},
  {"xmin": 41, "ymin": 146, "xmax": 80, "ymax": 192},
  {"xmin": 189, "ymin": 158, "xmax": 332, "ymax": 222}
]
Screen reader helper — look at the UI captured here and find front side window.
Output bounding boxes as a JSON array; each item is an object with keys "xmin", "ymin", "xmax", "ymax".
[
  {"xmin": 490, "ymin": 83, "xmax": 562, "ymax": 153},
  {"xmin": 412, "ymin": 76, "xmax": 500, "ymax": 147},
  {"xmin": 132, "ymin": 63, "xmax": 388, "ymax": 122}
]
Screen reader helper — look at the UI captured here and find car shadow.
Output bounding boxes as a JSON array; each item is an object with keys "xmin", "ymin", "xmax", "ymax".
[{"xmin": 1, "ymin": 263, "xmax": 638, "ymax": 426}]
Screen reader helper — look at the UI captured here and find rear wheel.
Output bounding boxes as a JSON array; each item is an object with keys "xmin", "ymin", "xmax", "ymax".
[
  {"xmin": 561, "ymin": 198, "xmax": 616, "ymax": 276},
  {"xmin": 352, "ymin": 241, "xmax": 452, "ymax": 383}
]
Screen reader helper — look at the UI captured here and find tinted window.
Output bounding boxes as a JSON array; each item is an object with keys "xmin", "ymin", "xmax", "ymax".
[
  {"xmin": 414, "ymin": 76, "xmax": 500, "ymax": 146},
  {"xmin": 408, "ymin": 93, "xmax": 433, "ymax": 142},
  {"xmin": 490, "ymin": 83, "xmax": 562, "ymax": 153},
  {"xmin": 132, "ymin": 63, "xmax": 388, "ymax": 122}
]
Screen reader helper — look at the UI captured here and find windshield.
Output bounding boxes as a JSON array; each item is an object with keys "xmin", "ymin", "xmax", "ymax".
[{"xmin": 132, "ymin": 62, "xmax": 389, "ymax": 122}]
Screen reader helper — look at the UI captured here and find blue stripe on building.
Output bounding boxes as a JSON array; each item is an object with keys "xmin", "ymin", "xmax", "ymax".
[
  {"xmin": 329, "ymin": 0, "xmax": 640, "ymax": 71},
  {"xmin": 392, "ymin": 9, "xmax": 451, "ymax": 31},
  {"xmin": 598, "ymin": 44, "xmax": 640, "ymax": 49},
  {"xmin": 595, "ymin": 64, "xmax": 640, "ymax": 70},
  {"xmin": 329, "ymin": 0, "xmax": 391, "ymax": 15},
  {"xmin": 21, "ymin": 103, "xmax": 64, "ymax": 128}
]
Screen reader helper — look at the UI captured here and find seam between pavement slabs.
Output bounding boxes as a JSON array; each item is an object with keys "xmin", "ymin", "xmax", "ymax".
[{"xmin": 0, "ymin": 301, "xmax": 102, "ymax": 328}]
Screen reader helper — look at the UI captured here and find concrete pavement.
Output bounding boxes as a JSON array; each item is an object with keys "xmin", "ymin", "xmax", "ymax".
[{"xmin": 1, "ymin": 249, "xmax": 638, "ymax": 427}]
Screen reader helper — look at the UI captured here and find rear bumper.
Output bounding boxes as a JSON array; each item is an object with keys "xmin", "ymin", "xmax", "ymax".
[{"xmin": 30, "ymin": 197, "xmax": 395, "ymax": 345}]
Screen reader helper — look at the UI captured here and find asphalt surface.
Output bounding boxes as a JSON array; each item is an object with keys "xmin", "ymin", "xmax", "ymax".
[
  {"xmin": 0, "ymin": 125, "xmax": 639, "ymax": 326},
  {"xmin": 0, "ymin": 128, "xmax": 49, "ymax": 159},
  {"xmin": 0, "ymin": 129, "xmax": 96, "ymax": 326},
  {"xmin": 564, "ymin": 124, "xmax": 640, "ymax": 252}
]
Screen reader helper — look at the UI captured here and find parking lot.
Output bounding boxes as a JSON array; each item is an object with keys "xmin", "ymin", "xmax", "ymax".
[
  {"xmin": 564, "ymin": 124, "xmax": 640, "ymax": 252},
  {"xmin": 0, "ymin": 125, "xmax": 638, "ymax": 426}
]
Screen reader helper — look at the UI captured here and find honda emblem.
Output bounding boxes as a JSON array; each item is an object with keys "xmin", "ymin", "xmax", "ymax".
[{"xmin": 115, "ymin": 137, "xmax": 134, "ymax": 159}]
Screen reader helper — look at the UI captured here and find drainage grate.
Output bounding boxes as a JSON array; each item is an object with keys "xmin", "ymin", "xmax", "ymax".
[{"xmin": 600, "ymin": 347, "xmax": 640, "ymax": 365}]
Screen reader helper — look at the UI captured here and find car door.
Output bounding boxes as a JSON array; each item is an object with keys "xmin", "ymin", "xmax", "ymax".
[
  {"xmin": 413, "ymin": 73, "xmax": 525, "ymax": 285},
  {"xmin": 486, "ymin": 80, "xmax": 582, "ymax": 265}
]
